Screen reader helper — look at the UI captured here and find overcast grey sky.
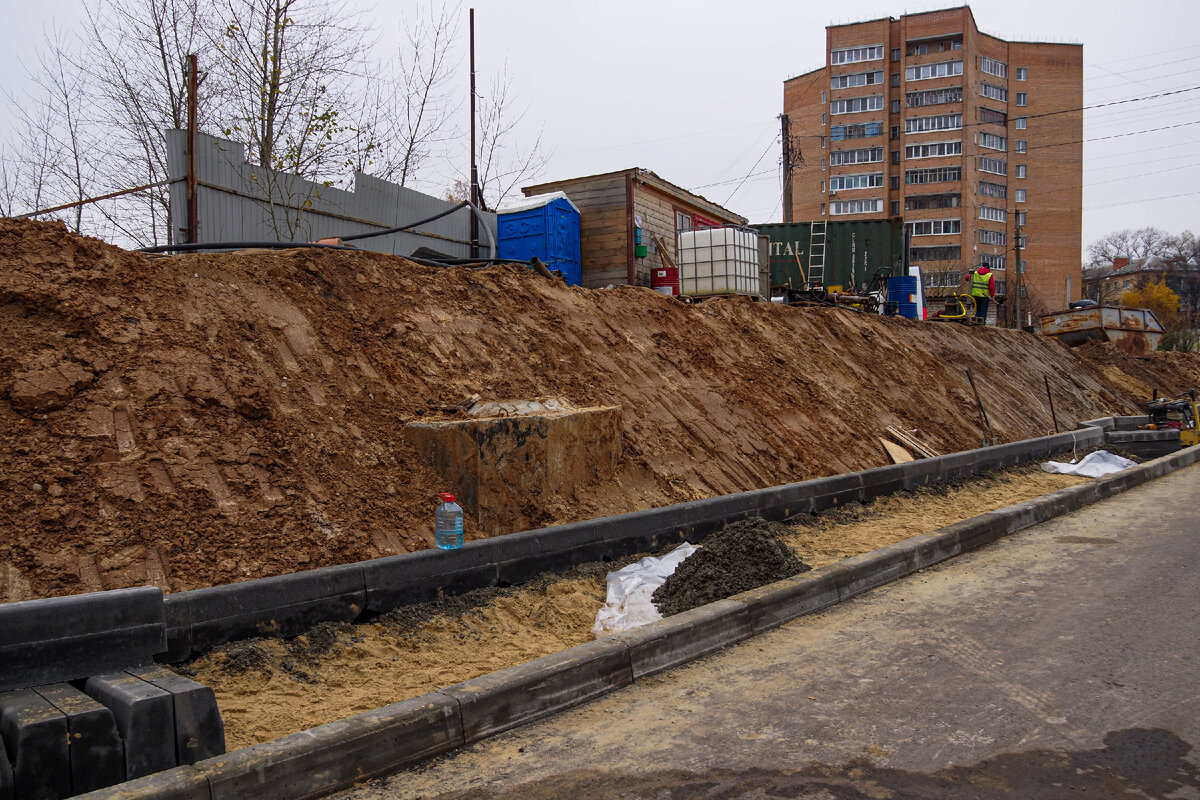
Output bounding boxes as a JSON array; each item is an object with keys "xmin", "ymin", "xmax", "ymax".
[{"xmin": 3, "ymin": 0, "xmax": 1200, "ymax": 257}]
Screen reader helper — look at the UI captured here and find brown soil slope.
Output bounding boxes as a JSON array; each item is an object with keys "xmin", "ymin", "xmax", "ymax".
[{"xmin": 2, "ymin": 218, "xmax": 1198, "ymax": 600}]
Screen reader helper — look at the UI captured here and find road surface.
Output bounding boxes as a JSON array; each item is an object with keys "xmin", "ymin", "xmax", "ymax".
[{"xmin": 336, "ymin": 463, "xmax": 1200, "ymax": 799}]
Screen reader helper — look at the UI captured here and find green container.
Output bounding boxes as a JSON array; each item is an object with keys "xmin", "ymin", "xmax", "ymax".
[
  {"xmin": 755, "ymin": 219, "xmax": 905, "ymax": 293},
  {"xmin": 634, "ymin": 244, "xmax": 648, "ymax": 258}
]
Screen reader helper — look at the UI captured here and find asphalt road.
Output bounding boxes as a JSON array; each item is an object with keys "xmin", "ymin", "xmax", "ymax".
[{"xmin": 336, "ymin": 463, "xmax": 1200, "ymax": 800}]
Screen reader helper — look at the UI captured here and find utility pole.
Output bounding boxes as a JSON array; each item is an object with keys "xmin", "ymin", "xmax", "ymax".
[
  {"xmin": 468, "ymin": 8, "xmax": 479, "ymax": 258},
  {"xmin": 1013, "ymin": 214, "xmax": 1023, "ymax": 329},
  {"xmin": 186, "ymin": 53, "xmax": 199, "ymax": 244},
  {"xmin": 779, "ymin": 114, "xmax": 792, "ymax": 223}
]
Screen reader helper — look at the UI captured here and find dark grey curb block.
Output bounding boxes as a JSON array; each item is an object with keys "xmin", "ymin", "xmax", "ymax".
[
  {"xmin": 74, "ymin": 444, "xmax": 1199, "ymax": 800},
  {"xmin": 0, "ymin": 586, "xmax": 165, "ymax": 692}
]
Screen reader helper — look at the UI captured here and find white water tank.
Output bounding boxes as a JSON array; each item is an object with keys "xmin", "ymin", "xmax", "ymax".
[{"xmin": 678, "ymin": 227, "xmax": 759, "ymax": 297}]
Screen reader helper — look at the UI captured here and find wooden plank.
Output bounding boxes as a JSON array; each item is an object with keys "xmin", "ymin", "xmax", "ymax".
[
  {"xmin": 885, "ymin": 426, "xmax": 940, "ymax": 459},
  {"xmin": 880, "ymin": 438, "xmax": 914, "ymax": 464}
]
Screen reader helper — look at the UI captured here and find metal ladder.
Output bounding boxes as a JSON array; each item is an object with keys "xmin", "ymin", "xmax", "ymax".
[{"xmin": 807, "ymin": 221, "xmax": 827, "ymax": 288}]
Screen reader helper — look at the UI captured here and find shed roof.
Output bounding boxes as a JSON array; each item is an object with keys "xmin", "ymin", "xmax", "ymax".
[{"xmin": 523, "ymin": 168, "xmax": 748, "ymax": 226}]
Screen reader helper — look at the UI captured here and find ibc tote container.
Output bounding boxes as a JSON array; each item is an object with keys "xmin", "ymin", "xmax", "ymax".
[
  {"xmin": 677, "ymin": 226, "xmax": 760, "ymax": 297},
  {"xmin": 497, "ymin": 192, "xmax": 583, "ymax": 286}
]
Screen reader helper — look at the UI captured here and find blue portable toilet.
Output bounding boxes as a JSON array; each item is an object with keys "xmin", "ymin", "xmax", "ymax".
[{"xmin": 497, "ymin": 192, "xmax": 583, "ymax": 286}]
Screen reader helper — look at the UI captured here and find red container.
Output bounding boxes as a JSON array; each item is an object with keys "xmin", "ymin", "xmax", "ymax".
[{"xmin": 651, "ymin": 266, "xmax": 680, "ymax": 296}]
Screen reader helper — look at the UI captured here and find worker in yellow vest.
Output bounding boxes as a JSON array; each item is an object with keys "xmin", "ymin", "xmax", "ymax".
[{"xmin": 968, "ymin": 264, "xmax": 997, "ymax": 323}]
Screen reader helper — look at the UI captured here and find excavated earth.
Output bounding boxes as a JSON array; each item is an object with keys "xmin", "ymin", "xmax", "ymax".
[{"xmin": 3, "ymin": 217, "xmax": 1200, "ymax": 601}]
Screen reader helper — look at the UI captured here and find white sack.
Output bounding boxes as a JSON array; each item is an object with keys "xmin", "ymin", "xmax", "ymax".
[
  {"xmin": 1041, "ymin": 450, "xmax": 1137, "ymax": 478},
  {"xmin": 592, "ymin": 543, "xmax": 699, "ymax": 638}
]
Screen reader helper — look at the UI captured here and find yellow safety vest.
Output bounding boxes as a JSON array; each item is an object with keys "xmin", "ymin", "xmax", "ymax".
[{"xmin": 970, "ymin": 269, "xmax": 991, "ymax": 298}]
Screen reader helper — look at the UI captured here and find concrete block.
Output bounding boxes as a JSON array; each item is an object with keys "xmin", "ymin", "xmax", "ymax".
[
  {"xmin": 0, "ymin": 587, "xmax": 165, "ymax": 692},
  {"xmin": 440, "ymin": 637, "xmax": 632, "ymax": 742},
  {"xmin": 728, "ymin": 566, "xmax": 843, "ymax": 634},
  {"xmin": 808, "ymin": 472, "xmax": 865, "ymax": 512},
  {"xmin": 904, "ymin": 530, "xmax": 962, "ymax": 571},
  {"xmin": 129, "ymin": 667, "xmax": 225, "ymax": 765},
  {"xmin": 610, "ymin": 599, "xmax": 753, "ymax": 678},
  {"xmin": 859, "ymin": 462, "xmax": 910, "ymax": 502},
  {"xmin": 752, "ymin": 483, "xmax": 815, "ymax": 522},
  {"xmin": 185, "ymin": 563, "xmax": 365, "ymax": 651},
  {"xmin": 949, "ymin": 513, "xmax": 1010, "ymax": 554},
  {"xmin": 835, "ymin": 543, "xmax": 913, "ymax": 602},
  {"xmin": 69, "ymin": 766, "xmax": 210, "ymax": 800},
  {"xmin": 33, "ymin": 683, "xmax": 124, "ymax": 795},
  {"xmin": 160, "ymin": 594, "xmax": 193, "ymax": 663},
  {"xmin": 491, "ymin": 522, "xmax": 609, "ymax": 585},
  {"xmin": 0, "ymin": 746, "xmax": 10, "ymax": 800},
  {"xmin": 406, "ymin": 404, "xmax": 622, "ymax": 536},
  {"xmin": 84, "ymin": 673, "xmax": 175, "ymax": 780},
  {"xmin": 197, "ymin": 692, "xmax": 461, "ymax": 800},
  {"xmin": 0, "ymin": 688, "xmax": 71, "ymax": 800},
  {"xmin": 601, "ymin": 503, "xmax": 700, "ymax": 556},
  {"xmin": 363, "ymin": 544, "xmax": 498, "ymax": 615}
]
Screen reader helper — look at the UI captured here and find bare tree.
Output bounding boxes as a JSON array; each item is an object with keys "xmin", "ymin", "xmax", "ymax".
[
  {"xmin": 343, "ymin": 2, "xmax": 460, "ymax": 188},
  {"xmin": 1084, "ymin": 227, "xmax": 1170, "ymax": 269},
  {"xmin": 474, "ymin": 67, "xmax": 551, "ymax": 209}
]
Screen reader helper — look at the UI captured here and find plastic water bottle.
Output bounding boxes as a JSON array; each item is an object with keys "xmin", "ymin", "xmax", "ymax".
[{"xmin": 434, "ymin": 493, "xmax": 464, "ymax": 550}]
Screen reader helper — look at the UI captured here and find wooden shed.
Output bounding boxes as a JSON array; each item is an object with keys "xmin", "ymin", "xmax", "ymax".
[{"xmin": 522, "ymin": 168, "xmax": 748, "ymax": 290}]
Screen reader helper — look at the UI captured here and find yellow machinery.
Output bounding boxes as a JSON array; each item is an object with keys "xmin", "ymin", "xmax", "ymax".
[{"xmin": 1147, "ymin": 389, "xmax": 1200, "ymax": 447}]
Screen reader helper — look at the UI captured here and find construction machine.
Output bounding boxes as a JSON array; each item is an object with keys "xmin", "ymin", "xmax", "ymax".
[{"xmin": 1146, "ymin": 389, "xmax": 1200, "ymax": 446}]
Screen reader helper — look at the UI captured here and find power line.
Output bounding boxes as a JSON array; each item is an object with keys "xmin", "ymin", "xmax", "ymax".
[{"xmin": 723, "ymin": 135, "xmax": 781, "ymax": 206}]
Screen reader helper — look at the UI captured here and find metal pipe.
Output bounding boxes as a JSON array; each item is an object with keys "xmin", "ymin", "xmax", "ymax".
[
  {"xmin": 469, "ymin": 8, "xmax": 479, "ymax": 258},
  {"xmin": 966, "ymin": 368, "xmax": 995, "ymax": 447},
  {"xmin": 186, "ymin": 53, "xmax": 199, "ymax": 244},
  {"xmin": 17, "ymin": 181, "xmax": 170, "ymax": 219},
  {"xmin": 465, "ymin": 200, "xmax": 497, "ymax": 259},
  {"xmin": 1045, "ymin": 374, "xmax": 1059, "ymax": 434},
  {"xmin": 338, "ymin": 201, "xmax": 469, "ymax": 242}
]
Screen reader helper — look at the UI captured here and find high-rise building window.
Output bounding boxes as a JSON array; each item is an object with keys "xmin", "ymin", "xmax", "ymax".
[
  {"xmin": 905, "ymin": 60, "xmax": 964, "ymax": 81},
  {"xmin": 906, "ymin": 166, "xmax": 962, "ymax": 184},
  {"xmin": 1016, "ymin": 164, "xmax": 1027, "ymax": 178},
  {"xmin": 1016, "ymin": 92, "xmax": 1028, "ymax": 107},
  {"xmin": 979, "ymin": 156, "xmax": 1008, "ymax": 175},
  {"xmin": 891, "ymin": 99, "xmax": 901, "ymax": 113},
  {"xmin": 1015, "ymin": 188, "xmax": 1027, "ymax": 202},
  {"xmin": 830, "ymin": 95, "xmax": 885, "ymax": 115},
  {"xmin": 890, "ymin": 176, "xmax": 900, "ymax": 190},
  {"xmin": 979, "ymin": 82, "xmax": 1007, "ymax": 101},
  {"xmin": 977, "ymin": 132, "xmax": 1007, "ymax": 151},
  {"xmin": 906, "ymin": 113, "xmax": 963, "ymax": 133},
  {"xmin": 891, "ymin": 73, "xmax": 900, "ymax": 87},
  {"xmin": 892, "ymin": 47, "xmax": 901, "ymax": 62},
  {"xmin": 979, "ymin": 229, "xmax": 1007, "ymax": 246},
  {"xmin": 1016, "ymin": 67, "xmax": 1028, "ymax": 80},
  {"xmin": 829, "ymin": 147, "xmax": 883, "ymax": 166},
  {"xmin": 1017, "ymin": 211, "xmax": 1028, "ymax": 225},
  {"xmin": 1015, "ymin": 139, "xmax": 1028, "ymax": 153},
  {"xmin": 821, "ymin": 91, "xmax": 827, "ymax": 104},
  {"xmin": 830, "ymin": 172, "xmax": 884, "ymax": 190},
  {"xmin": 978, "ymin": 181, "xmax": 1007, "ymax": 199},
  {"xmin": 979, "ymin": 205, "xmax": 1007, "ymax": 222},
  {"xmin": 907, "ymin": 87, "xmax": 964, "ymax": 107},
  {"xmin": 831, "ymin": 198, "xmax": 884, "ymax": 214},
  {"xmin": 979, "ymin": 107, "xmax": 1007, "ymax": 125},
  {"xmin": 891, "ymin": 201, "xmax": 900, "ymax": 216},
  {"xmin": 831, "ymin": 44, "xmax": 885, "ymax": 65},
  {"xmin": 907, "ymin": 219, "xmax": 961, "ymax": 236},
  {"xmin": 905, "ymin": 140, "xmax": 963, "ymax": 159},
  {"xmin": 830, "ymin": 70, "xmax": 884, "ymax": 89},
  {"xmin": 1015, "ymin": 116, "xmax": 1028, "ymax": 129},
  {"xmin": 979, "ymin": 56, "xmax": 1008, "ymax": 78}
]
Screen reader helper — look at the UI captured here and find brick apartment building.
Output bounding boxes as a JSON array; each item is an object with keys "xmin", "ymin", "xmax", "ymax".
[{"xmin": 782, "ymin": 6, "xmax": 1082, "ymax": 319}]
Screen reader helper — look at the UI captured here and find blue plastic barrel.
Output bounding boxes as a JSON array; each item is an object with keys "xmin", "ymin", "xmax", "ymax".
[{"xmin": 887, "ymin": 275, "xmax": 919, "ymax": 319}]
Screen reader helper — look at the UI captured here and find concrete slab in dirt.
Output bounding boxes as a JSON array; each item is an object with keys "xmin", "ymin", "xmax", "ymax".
[{"xmin": 406, "ymin": 402, "xmax": 621, "ymax": 535}]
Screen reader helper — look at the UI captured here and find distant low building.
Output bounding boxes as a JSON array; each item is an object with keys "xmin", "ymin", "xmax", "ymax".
[{"xmin": 1084, "ymin": 256, "xmax": 1200, "ymax": 314}]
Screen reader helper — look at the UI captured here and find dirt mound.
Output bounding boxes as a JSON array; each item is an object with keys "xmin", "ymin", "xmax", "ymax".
[
  {"xmin": 3, "ymin": 217, "xmax": 1200, "ymax": 601},
  {"xmin": 653, "ymin": 518, "xmax": 810, "ymax": 616}
]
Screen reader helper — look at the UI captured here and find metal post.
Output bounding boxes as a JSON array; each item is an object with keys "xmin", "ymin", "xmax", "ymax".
[
  {"xmin": 468, "ymin": 9, "xmax": 479, "ymax": 259},
  {"xmin": 780, "ymin": 114, "xmax": 792, "ymax": 223},
  {"xmin": 186, "ymin": 53, "xmax": 199, "ymax": 244},
  {"xmin": 1013, "ymin": 215, "xmax": 1022, "ymax": 329}
]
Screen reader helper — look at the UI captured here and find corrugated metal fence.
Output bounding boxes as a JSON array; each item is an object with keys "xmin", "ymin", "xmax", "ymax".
[{"xmin": 166, "ymin": 130, "xmax": 495, "ymax": 257}]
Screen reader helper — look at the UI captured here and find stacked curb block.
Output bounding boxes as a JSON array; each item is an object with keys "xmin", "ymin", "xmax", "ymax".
[{"xmin": 74, "ymin": 433, "xmax": 1200, "ymax": 800}]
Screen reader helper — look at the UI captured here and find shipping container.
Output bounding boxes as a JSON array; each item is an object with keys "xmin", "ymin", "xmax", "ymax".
[
  {"xmin": 756, "ymin": 219, "xmax": 906, "ymax": 294},
  {"xmin": 497, "ymin": 192, "xmax": 583, "ymax": 286}
]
